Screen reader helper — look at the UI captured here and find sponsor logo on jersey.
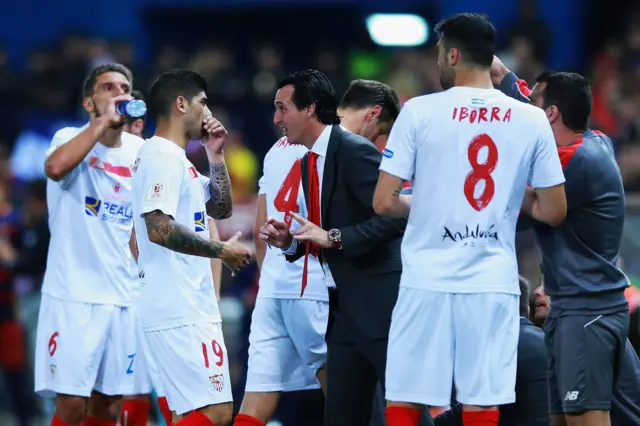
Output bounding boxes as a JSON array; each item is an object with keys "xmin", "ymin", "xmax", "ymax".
[
  {"xmin": 194, "ymin": 211, "xmax": 207, "ymax": 232},
  {"xmin": 84, "ymin": 196, "xmax": 133, "ymax": 225},
  {"xmin": 441, "ymin": 224, "xmax": 498, "ymax": 246},
  {"xmin": 383, "ymin": 148, "xmax": 394, "ymax": 158}
]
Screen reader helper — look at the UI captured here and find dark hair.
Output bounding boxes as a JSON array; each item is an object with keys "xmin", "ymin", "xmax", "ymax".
[
  {"xmin": 535, "ymin": 71, "xmax": 592, "ymax": 132},
  {"xmin": 148, "ymin": 69, "xmax": 208, "ymax": 119},
  {"xmin": 278, "ymin": 69, "xmax": 340, "ymax": 125},
  {"xmin": 82, "ymin": 63, "xmax": 133, "ymax": 97},
  {"xmin": 519, "ymin": 276, "xmax": 530, "ymax": 317},
  {"xmin": 340, "ymin": 80, "xmax": 400, "ymax": 125},
  {"xmin": 434, "ymin": 13, "xmax": 497, "ymax": 68}
]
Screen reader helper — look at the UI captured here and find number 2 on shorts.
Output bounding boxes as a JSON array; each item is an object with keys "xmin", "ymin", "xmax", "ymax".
[{"xmin": 464, "ymin": 134, "xmax": 498, "ymax": 211}]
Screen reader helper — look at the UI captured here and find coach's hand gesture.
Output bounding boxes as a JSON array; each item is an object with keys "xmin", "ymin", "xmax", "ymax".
[
  {"xmin": 259, "ymin": 217, "xmax": 293, "ymax": 249},
  {"xmin": 220, "ymin": 231, "xmax": 251, "ymax": 274},
  {"xmin": 201, "ymin": 115, "xmax": 228, "ymax": 154},
  {"xmin": 290, "ymin": 213, "xmax": 331, "ymax": 248}
]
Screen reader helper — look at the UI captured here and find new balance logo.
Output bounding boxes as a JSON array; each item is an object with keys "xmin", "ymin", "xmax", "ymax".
[{"xmin": 564, "ymin": 391, "xmax": 579, "ymax": 401}]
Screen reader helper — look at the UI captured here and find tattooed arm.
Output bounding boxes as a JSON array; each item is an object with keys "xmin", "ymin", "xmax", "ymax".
[
  {"xmin": 206, "ymin": 159, "xmax": 233, "ymax": 220},
  {"xmin": 373, "ymin": 171, "xmax": 412, "ymax": 218},
  {"xmin": 143, "ymin": 210, "xmax": 227, "ymax": 258}
]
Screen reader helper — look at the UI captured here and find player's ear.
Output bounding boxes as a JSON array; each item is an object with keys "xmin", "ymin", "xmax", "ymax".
[
  {"xmin": 369, "ymin": 105, "xmax": 382, "ymax": 121},
  {"xmin": 448, "ymin": 47, "xmax": 460, "ymax": 67},
  {"xmin": 546, "ymin": 105, "xmax": 560, "ymax": 125},
  {"xmin": 305, "ymin": 103, "xmax": 316, "ymax": 119},
  {"xmin": 176, "ymin": 96, "xmax": 189, "ymax": 114},
  {"xmin": 82, "ymin": 97, "xmax": 94, "ymax": 114}
]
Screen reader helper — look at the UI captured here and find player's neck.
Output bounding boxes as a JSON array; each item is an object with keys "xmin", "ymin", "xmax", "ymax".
[
  {"xmin": 301, "ymin": 122, "xmax": 327, "ymax": 150},
  {"xmin": 555, "ymin": 126, "xmax": 584, "ymax": 147},
  {"xmin": 99, "ymin": 126, "xmax": 123, "ymax": 148},
  {"xmin": 455, "ymin": 68, "xmax": 494, "ymax": 90},
  {"xmin": 374, "ymin": 134, "xmax": 388, "ymax": 152},
  {"xmin": 155, "ymin": 121, "xmax": 189, "ymax": 150}
]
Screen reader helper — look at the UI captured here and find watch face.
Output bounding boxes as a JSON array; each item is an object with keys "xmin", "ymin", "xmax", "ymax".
[{"xmin": 329, "ymin": 229, "xmax": 341, "ymax": 241}]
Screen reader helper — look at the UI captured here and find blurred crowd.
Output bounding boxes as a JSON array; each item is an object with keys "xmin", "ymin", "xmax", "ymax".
[{"xmin": 2, "ymin": 2, "xmax": 640, "ymax": 425}]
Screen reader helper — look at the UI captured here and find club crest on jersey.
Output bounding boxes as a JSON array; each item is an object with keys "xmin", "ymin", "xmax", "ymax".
[
  {"xmin": 145, "ymin": 182, "xmax": 166, "ymax": 201},
  {"xmin": 114, "ymin": 183, "xmax": 121, "ymax": 193},
  {"xmin": 209, "ymin": 374, "xmax": 224, "ymax": 392},
  {"xmin": 194, "ymin": 211, "xmax": 208, "ymax": 232}
]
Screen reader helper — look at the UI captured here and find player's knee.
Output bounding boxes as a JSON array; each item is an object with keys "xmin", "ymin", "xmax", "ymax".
[
  {"xmin": 565, "ymin": 410, "xmax": 609, "ymax": 426},
  {"xmin": 87, "ymin": 391, "xmax": 122, "ymax": 421},
  {"xmin": 55, "ymin": 394, "xmax": 87, "ymax": 424},
  {"xmin": 201, "ymin": 402, "xmax": 234, "ymax": 426}
]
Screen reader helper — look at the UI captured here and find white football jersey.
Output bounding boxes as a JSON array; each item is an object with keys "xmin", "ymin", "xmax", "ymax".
[
  {"xmin": 42, "ymin": 124, "xmax": 144, "ymax": 306},
  {"xmin": 132, "ymin": 136, "xmax": 220, "ymax": 331},
  {"xmin": 380, "ymin": 87, "xmax": 565, "ymax": 294},
  {"xmin": 258, "ymin": 137, "xmax": 327, "ymax": 300}
]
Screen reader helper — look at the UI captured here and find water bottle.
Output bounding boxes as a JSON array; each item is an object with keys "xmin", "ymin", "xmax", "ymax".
[{"xmin": 116, "ymin": 100, "xmax": 147, "ymax": 119}]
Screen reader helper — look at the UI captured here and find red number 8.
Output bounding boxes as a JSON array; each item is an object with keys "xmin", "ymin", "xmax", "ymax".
[
  {"xmin": 202, "ymin": 340, "xmax": 224, "ymax": 368},
  {"xmin": 464, "ymin": 134, "xmax": 498, "ymax": 212}
]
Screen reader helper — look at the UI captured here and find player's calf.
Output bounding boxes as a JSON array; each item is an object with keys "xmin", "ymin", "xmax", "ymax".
[
  {"xmin": 52, "ymin": 394, "xmax": 87, "ymax": 426},
  {"xmin": 565, "ymin": 411, "xmax": 611, "ymax": 426}
]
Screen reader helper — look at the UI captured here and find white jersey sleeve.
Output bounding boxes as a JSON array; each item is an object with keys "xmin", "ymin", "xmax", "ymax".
[
  {"xmin": 528, "ymin": 112, "xmax": 566, "ymax": 188},
  {"xmin": 379, "ymin": 101, "xmax": 418, "ymax": 181},
  {"xmin": 138, "ymin": 153, "xmax": 184, "ymax": 218},
  {"xmin": 46, "ymin": 127, "xmax": 85, "ymax": 189}
]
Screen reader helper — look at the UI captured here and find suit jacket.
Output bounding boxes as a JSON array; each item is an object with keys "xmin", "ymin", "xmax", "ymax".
[
  {"xmin": 285, "ymin": 126, "xmax": 407, "ymax": 338},
  {"xmin": 435, "ymin": 318, "xmax": 548, "ymax": 426}
]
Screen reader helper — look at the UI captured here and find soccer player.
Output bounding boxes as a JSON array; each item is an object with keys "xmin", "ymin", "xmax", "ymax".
[
  {"xmin": 234, "ymin": 125, "xmax": 329, "ymax": 426},
  {"xmin": 493, "ymin": 57, "xmax": 632, "ymax": 426},
  {"xmin": 131, "ymin": 69, "xmax": 250, "ymax": 426},
  {"xmin": 534, "ymin": 278, "xmax": 640, "ymax": 425},
  {"xmin": 35, "ymin": 63, "xmax": 144, "ymax": 426},
  {"xmin": 373, "ymin": 13, "xmax": 567, "ymax": 426}
]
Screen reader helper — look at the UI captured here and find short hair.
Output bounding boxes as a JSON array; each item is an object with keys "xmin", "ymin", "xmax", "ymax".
[
  {"xmin": 535, "ymin": 71, "xmax": 592, "ymax": 132},
  {"xmin": 148, "ymin": 69, "xmax": 208, "ymax": 119},
  {"xmin": 340, "ymin": 80, "xmax": 400, "ymax": 125},
  {"xmin": 519, "ymin": 276, "xmax": 530, "ymax": 317},
  {"xmin": 278, "ymin": 69, "xmax": 340, "ymax": 125},
  {"xmin": 82, "ymin": 63, "xmax": 133, "ymax": 97},
  {"xmin": 434, "ymin": 13, "xmax": 497, "ymax": 68}
]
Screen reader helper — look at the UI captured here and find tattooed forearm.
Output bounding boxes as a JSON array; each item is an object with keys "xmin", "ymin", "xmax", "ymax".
[
  {"xmin": 392, "ymin": 180, "xmax": 407, "ymax": 197},
  {"xmin": 143, "ymin": 211, "xmax": 226, "ymax": 258},
  {"xmin": 207, "ymin": 162, "xmax": 233, "ymax": 219}
]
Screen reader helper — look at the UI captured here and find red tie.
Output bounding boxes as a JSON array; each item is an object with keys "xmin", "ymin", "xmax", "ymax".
[{"xmin": 302, "ymin": 152, "xmax": 321, "ymax": 296}]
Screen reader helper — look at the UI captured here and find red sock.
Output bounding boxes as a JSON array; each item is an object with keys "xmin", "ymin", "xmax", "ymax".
[
  {"xmin": 462, "ymin": 410, "xmax": 500, "ymax": 426},
  {"xmin": 51, "ymin": 414, "xmax": 74, "ymax": 426},
  {"xmin": 233, "ymin": 414, "xmax": 265, "ymax": 426},
  {"xmin": 157, "ymin": 396, "xmax": 173, "ymax": 425},
  {"xmin": 120, "ymin": 399, "xmax": 150, "ymax": 426},
  {"xmin": 385, "ymin": 406, "xmax": 421, "ymax": 426},
  {"xmin": 174, "ymin": 410, "xmax": 216, "ymax": 426},
  {"xmin": 82, "ymin": 416, "xmax": 116, "ymax": 426}
]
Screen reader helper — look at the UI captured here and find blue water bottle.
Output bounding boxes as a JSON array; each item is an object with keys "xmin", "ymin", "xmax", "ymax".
[{"xmin": 116, "ymin": 100, "xmax": 147, "ymax": 118}]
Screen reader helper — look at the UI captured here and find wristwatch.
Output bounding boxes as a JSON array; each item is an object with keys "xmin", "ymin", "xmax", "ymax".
[{"xmin": 328, "ymin": 229, "xmax": 342, "ymax": 249}]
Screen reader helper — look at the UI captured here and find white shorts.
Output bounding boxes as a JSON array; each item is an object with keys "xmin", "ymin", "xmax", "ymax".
[
  {"xmin": 34, "ymin": 294, "xmax": 135, "ymax": 397},
  {"xmin": 122, "ymin": 311, "xmax": 154, "ymax": 396},
  {"xmin": 144, "ymin": 322, "xmax": 232, "ymax": 415},
  {"xmin": 245, "ymin": 298, "xmax": 328, "ymax": 392},
  {"xmin": 385, "ymin": 288, "xmax": 519, "ymax": 407}
]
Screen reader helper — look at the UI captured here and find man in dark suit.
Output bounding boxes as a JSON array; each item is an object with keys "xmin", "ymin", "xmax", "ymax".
[
  {"xmin": 435, "ymin": 276, "xmax": 548, "ymax": 426},
  {"xmin": 259, "ymin": 69, "xmax": 406, "ymax": 426}
]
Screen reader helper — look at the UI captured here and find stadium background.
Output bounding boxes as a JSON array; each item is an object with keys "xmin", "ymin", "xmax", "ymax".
[{"xmin": 0, "ymin": 0, "xmax": 639, "ymax": 424}]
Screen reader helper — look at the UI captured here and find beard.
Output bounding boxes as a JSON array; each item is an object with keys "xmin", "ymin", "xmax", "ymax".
[{"xmin": 439, "ymin": 67, "xmax": 456, "ymax": 91}]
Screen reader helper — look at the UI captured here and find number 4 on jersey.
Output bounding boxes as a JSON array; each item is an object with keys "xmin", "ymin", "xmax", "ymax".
[
  {"xmin": 464, "ymin": 134, "xmax": 498, "ymax": 212},
  {"xmin": 274, "ymin": 158, "xmax": 302, "ymax": 226}
]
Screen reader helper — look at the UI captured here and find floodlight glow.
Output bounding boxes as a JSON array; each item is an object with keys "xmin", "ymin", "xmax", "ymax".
[{"xmin": 366, "ymin": 14, "xmax": 428, "ymax": 47}]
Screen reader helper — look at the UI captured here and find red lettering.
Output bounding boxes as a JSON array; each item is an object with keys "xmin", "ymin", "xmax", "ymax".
[
  {"xmin": 469, "ymin": 109, "xmax": 478, "ymax": 123},
  {"xmin": 459, "ymin": 107, "xmax": 469, "ymax": 122},
  {"xmin": 503, "ymin": 108, "xmax": 512, "ymax": 122},
  {"xmin": 479, "ymin": 107, "xmax": 488, "ymax": 122},
  {"xmin": 491, "ymin": 107, "xmax": 501, "ymax": 122},
  {"xmin": 452, "ymin": 108, "xmax": 458, "ymax": 120}
]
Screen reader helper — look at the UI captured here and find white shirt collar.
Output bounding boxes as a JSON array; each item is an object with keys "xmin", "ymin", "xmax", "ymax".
[
  {"xmin": 310, "ymin": 125, "xmax": 333, "ymax": 157},
  {"xmin": 148, "ymin": 135, "xmax": 187, "ymax": 156}
]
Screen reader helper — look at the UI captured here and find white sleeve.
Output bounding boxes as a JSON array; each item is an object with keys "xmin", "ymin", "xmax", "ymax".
[
  {"xmin": 138, "ymin": 153, "xmax": 184, "ymax": 217},
  {"xmin": 258, "ymin": 175, "xmax": 266, "ymax": 195},
  {"xmin": 379, "ymin": 102, "xmax": 418, "ymax": 181},
  {"xmin": 529, "ymin": 116, "xmax": 566, "ymax": 188},
  {"xmin": 46, "ymin": 128, "xmax": 83, "ymax": 188},
  {"xmin": 198, "ymin": 173, "xmax": 211, "ymax": 202}
]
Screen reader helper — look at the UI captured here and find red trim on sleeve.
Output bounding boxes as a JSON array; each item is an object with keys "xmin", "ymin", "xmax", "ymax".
[
  {"xmin": 516, "ymin": 79, "xmax": 532, "ymax": 97},
  {"xmin": 592, "ymin": 129, "xmax": 604, "ymax": 136}
]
